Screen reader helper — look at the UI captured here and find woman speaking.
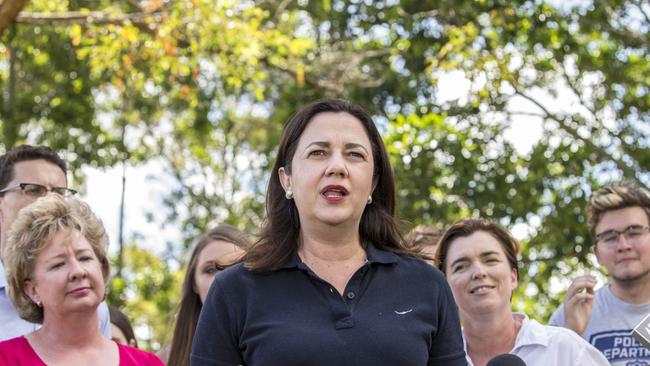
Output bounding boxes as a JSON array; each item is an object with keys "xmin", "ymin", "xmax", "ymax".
[{"xmin": 190, "ymin": 99, "xmax": 466, "ymax": 366}]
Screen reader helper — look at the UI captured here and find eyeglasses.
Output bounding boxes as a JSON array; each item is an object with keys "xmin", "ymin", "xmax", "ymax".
[
  {"xmin": 0, "ymin": 183, "xmax": 77, "ymax": 197},
  {"xmin": 595, "ymin": 225, "xmax": 650, "ymax": 248}
]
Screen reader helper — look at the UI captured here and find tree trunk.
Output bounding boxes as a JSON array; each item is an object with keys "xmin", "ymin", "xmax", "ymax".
[{"xmin": 0, "ymin": 0, "xmax": 29, "ymax": 37}]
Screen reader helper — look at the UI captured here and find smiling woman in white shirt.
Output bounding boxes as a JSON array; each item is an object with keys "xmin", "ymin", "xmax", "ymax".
[{"xmin": 435, "ymin": 218, "xmax": 609, "ymax": 366}]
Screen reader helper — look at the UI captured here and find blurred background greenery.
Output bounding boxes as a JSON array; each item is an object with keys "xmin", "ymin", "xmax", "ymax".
[{"xmin": 0, "ymin": 0, "xmax": 648, "ymax": 350}]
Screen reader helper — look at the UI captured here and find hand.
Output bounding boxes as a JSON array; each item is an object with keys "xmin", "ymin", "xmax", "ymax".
[{"xmin": 563, "ymin": 274, "xmax": 597, "ymax": 336}]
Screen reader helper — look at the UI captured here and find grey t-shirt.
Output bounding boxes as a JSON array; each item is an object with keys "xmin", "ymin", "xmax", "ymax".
[{"xmin": 549, "ymin": 285, "xmax": 650, "ymax": 365}]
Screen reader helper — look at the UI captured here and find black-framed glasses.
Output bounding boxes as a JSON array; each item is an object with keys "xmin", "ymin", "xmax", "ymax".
[
  {"xmin": 595, "ymin": 225, "xmax": 650, "ymax": 248},
  {"xmin": 0, "ymin": 183, "xmax": 77, "ymax": 197}
]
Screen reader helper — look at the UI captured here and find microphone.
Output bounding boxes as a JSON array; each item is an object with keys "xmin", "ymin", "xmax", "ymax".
[
  {"xmin": 486, "ymin": 354, "xmax": 527, "ymax": 366},
  {"xmin": 633, "ymin": 313, "xmax": 650, "ymax": 349}
]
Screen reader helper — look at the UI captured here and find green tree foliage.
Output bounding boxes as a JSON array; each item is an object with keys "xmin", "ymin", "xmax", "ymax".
[
  {"xmin": 107, "ymin": 244, "xmax": 182, "ymax": 350},
  {"xmin": 1, "ymin": 0, "xmax": 648, "ymax": 342},
  {"xmin": 380, "ymin": 1, "xmax": 650, "ymax": 318}
]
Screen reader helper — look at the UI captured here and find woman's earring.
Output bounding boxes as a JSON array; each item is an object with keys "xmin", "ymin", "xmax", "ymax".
[
  {"xmin": 367, "ymin": 195, "xmax": 373, "ymax": 204},
  {"xmin": 35, "ymin": 300, "xmax": 42, "ymax": 308},
  {"xmin": 285, "ymin": 188, "xmax": 294, "ymax": 200}
]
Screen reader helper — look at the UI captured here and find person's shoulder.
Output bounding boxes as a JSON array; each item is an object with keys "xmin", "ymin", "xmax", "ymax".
[
  {"xmin": 0, "ymin": 336, "xmax": 36, "ymax": 364},
  {"xmin": 210, "ymin": 262, "xmax": 262, "ymax": 295},
  {"xmin": 392, "ymin": 253, "xmax": 447, "ymax": 282},
  {"xmin": 536, "ymin": 320, "xmax": 590, "ymax": 345},
  {"xmin": 213, "ymin": 262, "xmax": 257, "ymax": 284},
  {"xmin": 0, "ymin": 335, "xmax": 28, "ymax": 349},
  {"xmin": 533, "ymin": 321, "xmax": 609, "ymax": 364},
  {"xmin": 117, "ymin": 343, "xmax": 165, "ymax": 365}
]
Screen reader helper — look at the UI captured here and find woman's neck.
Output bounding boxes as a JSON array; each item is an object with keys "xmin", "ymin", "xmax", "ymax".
[
  {"xmin": 299, "ymin": 234, "xmax": 364, "ymax": 261},
  {"xmin": 298, "ymin": 219, "xmax": 363, "ymax": 257},
  {"xmin": 298, "ymin": 231, "xmax": 367, "ymax": 295},
  {"xmin": 35, "ymin": 310, "xmax": 104, "ymax": 349},
  {"xmin": 462, "ymin": 310, "xmax": 521, "ymax": 366}
]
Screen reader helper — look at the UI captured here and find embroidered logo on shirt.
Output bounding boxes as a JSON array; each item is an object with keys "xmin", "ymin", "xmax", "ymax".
[{"xmin": 394, "ymin": 309, "xmax": 413, "ymax": 315}]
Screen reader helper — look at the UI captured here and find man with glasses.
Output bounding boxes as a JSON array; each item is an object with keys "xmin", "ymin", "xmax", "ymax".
[
  {"xmin": 0, "ymin": 145, "xmax": 111, "ymax": 340},
  {"xmin": 549, "ymin": 182, "xmax": 650, "ymax": 365}
]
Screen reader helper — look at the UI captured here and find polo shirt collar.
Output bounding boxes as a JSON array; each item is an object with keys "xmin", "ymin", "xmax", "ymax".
[
  {"xmin": 462, "ymin": 312, "xmax": 549, "ymax": 365},
  {"xmin": 282, "ymin": 242, "xmax": 399, "ymax": 269},
  {"xmin": 512, "ymin": 312, "xmax": 550, "ymax": 349},
  {"xmin": 283, "ymin": 251, "xmax": 303, "ymax": 269},
  {"xmin": 365, "ymin": 243, "xmax": 399, "ymax": 264}
]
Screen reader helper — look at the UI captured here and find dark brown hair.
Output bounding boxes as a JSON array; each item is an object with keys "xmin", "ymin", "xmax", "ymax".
[
  {"xmin": 167, "ymin": 224, "xmax": 251, "ymax": 366},
  {"xmin": 245, "ymin": 98, "xmax": 419, "ymax": 271},
  {"xmin": 108, "ymin": 304, "xmax": 138, "ymax": 347},
  {"xmin": 587, "ymin": 181, "xmax": 650, "ymax": 239},
  {"xmin": 435, "ymin": 219, "xmax": 519, "ymax": 280},
  {"xmin": 0, "ymin": 145, "xmax": 67, "ymax": 191}
]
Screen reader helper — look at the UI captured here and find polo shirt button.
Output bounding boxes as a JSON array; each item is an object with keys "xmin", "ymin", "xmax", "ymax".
[{"xmin": 346, "ymin": 292, "xmax": 355, "ymax": 300}]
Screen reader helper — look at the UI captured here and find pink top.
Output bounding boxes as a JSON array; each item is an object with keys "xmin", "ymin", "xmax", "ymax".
[{"xmin": 0, "ymin": 336, "xmax": 164, "ymax": 365}]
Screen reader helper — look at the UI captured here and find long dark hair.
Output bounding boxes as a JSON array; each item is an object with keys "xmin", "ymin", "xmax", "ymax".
[
  {"xmin": 167, "ymin": 224, "xmax": 251, "ymax": 366},
  {"xmin": 108, "ymin": 305, "xmax": 137, "ymax": 347},
  {"xmin": 245, "ymin": 99, "xmax": 420, "ymax": 271}
]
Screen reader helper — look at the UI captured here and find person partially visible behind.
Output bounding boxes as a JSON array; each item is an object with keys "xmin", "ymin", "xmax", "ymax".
[
  {"xmin": 109, "ymin": 305, "xmax": 138, "ymax": 347},
  {"xmin": 405, "ymin": 225, "xmax": 442, "ymax": 265},
  {"xmin": 549, "ymin": 182, "xmax": 650, "ymax": 365},
  {"xmin": 0, "ymin": 195, "xmax": 163, "ymax": 365},
  {"xmin": 164, "ymin": 224, "xmax": 250, "ymax": 366},
  {"xmin": 436, "ymin": 219, "xmax": 608, "ymax": 366},
  {"xmin": 0, "ymin": 145, "xmax": 111, "ymax": 340}
]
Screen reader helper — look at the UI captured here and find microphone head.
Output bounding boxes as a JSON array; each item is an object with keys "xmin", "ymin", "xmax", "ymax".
[{"xmin": 485, "ymin": 353, "xmax": 527, "ymax": 366}]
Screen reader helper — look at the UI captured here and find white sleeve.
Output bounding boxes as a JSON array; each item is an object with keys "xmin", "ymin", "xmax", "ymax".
[
  {"xmin": 576, "ymin": 343, "xmax": 609, "ymax": 366},
  {"xmin": 98, "ymin": 301, "xmax": 112, "ymax": 338}
]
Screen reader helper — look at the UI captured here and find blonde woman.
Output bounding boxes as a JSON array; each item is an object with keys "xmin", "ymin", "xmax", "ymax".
[{"xmin": 0, "ymin": 195, "xmax": 163, "ymax": 365}]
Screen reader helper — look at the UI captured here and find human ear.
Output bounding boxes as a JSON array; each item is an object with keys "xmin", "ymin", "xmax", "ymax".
[
  {"xmin": 278, "ymin": 167, "xmax": 291, "ymax": 192},
  {"xmin": 24, "ymin": 279, "xmax": 41, "ymax": 306},
  {"xmin": 511, "ymin": 268, "xmax": 518, "ymax": 288}
]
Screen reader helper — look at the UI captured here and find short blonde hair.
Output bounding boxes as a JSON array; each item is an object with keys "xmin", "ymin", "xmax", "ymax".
[
  {"xmin": 587, "ymin": 181, "xmax": 650, "ymax": 238},
  {"xmin": 3, "ymin": 195, "xmax": 110, "ymax": 323}
]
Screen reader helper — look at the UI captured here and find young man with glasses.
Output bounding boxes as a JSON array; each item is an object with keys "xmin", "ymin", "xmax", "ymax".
[
  {"xmin": 0, "ymin": 145, "xmax": 111, "ymax": 341},
  {"xmin": 549, "ymin": 182, "xmax": 650, "ymax": 365}
]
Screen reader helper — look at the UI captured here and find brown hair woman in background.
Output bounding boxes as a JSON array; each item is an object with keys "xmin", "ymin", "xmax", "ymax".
[{"xmin": 165, "ymin": 224, "xmax": 250, "ymax": 366}]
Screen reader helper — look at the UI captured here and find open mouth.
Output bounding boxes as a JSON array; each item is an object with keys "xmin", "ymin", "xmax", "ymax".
[
  {"xmin": 321, "ymin": 185, "xmax": 348, "ymax": 198},
  {"xmin": 470, "ymin": 285, "xmax": 494, "ymax": 294}
]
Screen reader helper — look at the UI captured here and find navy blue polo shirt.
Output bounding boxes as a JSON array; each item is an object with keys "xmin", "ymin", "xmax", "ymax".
[{"xmin": 190, "ymin": 244, "xmax": 467, "ymax": 366}]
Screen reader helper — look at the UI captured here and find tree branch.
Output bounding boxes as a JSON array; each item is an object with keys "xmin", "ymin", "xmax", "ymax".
[
  {"xmin": 15, "ymin": 10, "xmax": 163, "ymax": 27},
  {"xmin": 0, "ymin": 0, "xmax": 29, "ymax": 37},
  {"xmin": 513, "ymin": 88, "xmax": 648, "ymax": 190},
  {"xmin": 395, "ymin": 6, "xmax": 439, "ymax": 21},
  {"xmin": 272, "ymin": 0, "xmax": 292, "ymax": 24}
]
